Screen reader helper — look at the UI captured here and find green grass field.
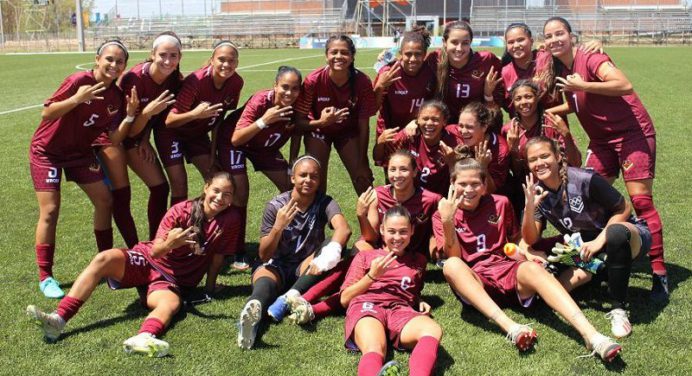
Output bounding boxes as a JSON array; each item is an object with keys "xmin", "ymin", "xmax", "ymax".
[{"xmin": 0, "ymin": 47, "xmax": 691, "ymax": 375}]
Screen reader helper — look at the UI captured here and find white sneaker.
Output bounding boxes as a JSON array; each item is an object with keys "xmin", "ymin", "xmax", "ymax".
[
  {"xmin": 286, "ymin": 295, "xmax": 315, "ymax": 325},
  {"xmin": 237, "ymin": 299, "xmax": 262, "ymax": 350},
  {"xmin": 122, "ymin": 332, "xmax": 170, "ymax": 358},
  {"xmin": 605, "ymin": 308, "xmax": 632, "ymax": 338},
  {"xmin": 26, "ymin": 305, "xmax": 65, "ymax": 343},
  {"xmin": 586, "ymin": 333, "xmax": 622, "ymax": 362}
]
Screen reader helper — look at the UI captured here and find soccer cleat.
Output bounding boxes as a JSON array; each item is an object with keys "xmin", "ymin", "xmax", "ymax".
[
  {"xmin": 122, "ymin": 332, "xmax": 170, "ymax": 358},
  {"xmin": 286, "ymin": 295, "xmax": 315, "ymax": 325},
  {"xmin": 605, "ymin": 308, "xmax": 632, "ymax": 338},
  {"xmin": 237, "ymin": 299, "xmax": 262, "ymax": 350},
  {"xmin": 650, "ymin": 274, "xmax": 670, "ymax": 303},
  {"xmin": 232, "ymin": 254, "xmax": 250, "ymax": 271},
  {"xmin": 506, "ymin": 323, "xmax": 538, "ymax": 352},
  {"xmin": 267, "ymin": 295, "xmax": 290, "ymax": 322},
  {"xmin": 435, "ymin": 258, "xmax": 447, "ymax": 268},
  {"xmin": 26, "ymin": 305, "xmax": 65, "ymax": 343},
  {"xmin": 39, "ymin": 277, "xmax": 65, "ymax": 299},
  {"xmin": 376, "ymin": 360, "xmax": 402, "ymax": 376},
  {"xmin": 586, "ymin": 333, "xmax": 622, "ymax": 362}
]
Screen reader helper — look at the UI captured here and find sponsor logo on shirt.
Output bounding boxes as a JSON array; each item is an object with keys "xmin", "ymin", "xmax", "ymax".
[
  {"xmin": 569, "ymin": 196, "xmax": 585, "ymax": 214},
  {"xmin": 394, "ymin": 90, "xmax": 408, "ymax": 95},
  {"xmin": 141, "ymin": 97, "xmax": 150, "ymax": 103},
  {"xmin": 487, "ymin": 214, "xmax": 500, "ymax": 225},
  {"xmin": 455, "ymin": 226, "xmax": 466, "ymax": 233},
  {"xmin": 317, "ymin": 96, "xmax": 331, "ymax": 102}
]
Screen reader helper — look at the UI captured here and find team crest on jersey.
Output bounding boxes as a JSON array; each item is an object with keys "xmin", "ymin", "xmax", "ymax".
[
  {"xmin": 622, "ymin": 159, "xmax": 634, "ymax": 171},
  {"xmin": 487, "ymin": 214, "xmax": 500, "ymax": 225},
  {"xmin": 106, "ymin": 105, "xmax": 119, "ymax": 116},
  {"xmin": 569, "ymin": 196, "xmax": 585, "ymax": 213},
  {"xmin": 224, "ymin": 96, "xmax": 234, "ymax": 106},
  {"xmin": 471, "ymin": 70, "xmax": 484, "ymax": 80},
  {"xmin": 415, "ymin": 212, "xmax": 428, "ymax": 224}
]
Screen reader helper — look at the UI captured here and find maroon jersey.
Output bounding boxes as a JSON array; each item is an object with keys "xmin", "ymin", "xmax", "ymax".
[
  {"xmin": 30, "ymin": 71, "xmax": 124, "ymax": 167},
  {"xmin": 294, "ymin": 66, "xmax": 377, "ymax": 137},
  {"xmin": 378, "ymin": 129, "xmax": 457, "ymax": 196},
  {"xmin": 432, "ymin": 194, "xmax": 518, "ymax": 267},
  {"xmin": 343, "ymin": 248, "xmax": 427, "ymax": 307},
  {"xmin": 375, "ymin": 64, "xmax": 436, "ymax": 136},
  {"xmin": 426, "ymin": 50, "xmax": 504, "ymax": 122},
  {"xmin": 233, "ymin": 89, "xmax": 294, "ymax": 152},
  {"xmin": 119, "ymin": 62, "xmax": 180, "ymax": 138},
  {"xmin": 169, "ymin": 66, "xmax": 243, "ymax": 138},
  {"xmin": 560, "ymin": 49, "xmax": 655, "ymax": 143},
  {"xmin": 501, "ymin": 49, "xmax": 563, "ymax": 117},
  {"xmin": 134, "ymin": 200, "xmax": 241, "ymax": 287},
  {"xmin": 500, "ymin": 118, "xmax": 569, "ymax": 175},
  {"xmin": 374, "ymin": 185, "xmax": 442, "ymax": 254},
  {"xmin": 445, "ymin": 125, "xmax": 510, "ymax": 191}
]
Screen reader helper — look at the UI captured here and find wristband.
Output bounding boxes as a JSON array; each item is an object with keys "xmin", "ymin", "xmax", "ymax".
[
  {"xmin": 484, "ymin": 94, "xmax": 494, "ymax": 102},
  {"xmin": 124, "ymin": 115, "xmax": 135, "ymax": 123},
  {"xmin": 366, "ymin": 273, "xmax": 377, "ymax": 282},
  {"xmin": 255, "ymin": 118, "xmax": 267, "ymax": 129}
]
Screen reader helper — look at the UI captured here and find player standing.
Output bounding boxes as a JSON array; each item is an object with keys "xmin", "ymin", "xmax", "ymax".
[
  {"xmin": 542, "ymin": 17, "xmax": 668, "ymax": 301},
  {"xmin": 434, "ymin": 158, "xmax": 622, "ymax": 362},
  {"xmin": 30, "ymin": 40, "xmax": 137, "ymax": 298},
  {"xmin": 342, "ymin": 206, "xmax": 442, "ymax": 376},
  {"xmin": 162, "ymin": 40, "xmax": 243, "ymax": 205},
  {"xmin": 294, "ymin": 35, "xmax": 377, "ymax": 195},
  {"xmin": 26, "ymin": 172, "xmax": 240, "ymax": 358}
]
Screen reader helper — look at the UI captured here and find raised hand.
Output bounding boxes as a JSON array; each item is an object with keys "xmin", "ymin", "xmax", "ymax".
[
  {"xmin": 474, "ymin": 140, "xmax": 492, "ymax": 168},
  {"xmin": 164, "ymin": 226, "xmax": 197, "ymax": 250},
  {"xmin": 192, "ymin": 102, "xmax": 224, "ymax": 119},
  {"xmin": 440, "ymin": 140, "xmax": 457, "ymax": 165},
  {"xmin": 356, "ymin": 186, "xmax": 377, "ymax": 218},
  {"xmin": 73, "ymin": 82, "xmax": 106, "ymax": 104},
  {"xmin": 141, "ymin": 90, "xmax": 176, "ymax": 118},
  {"xmin": 403, "ymin": 119, "xmax": 419, "ymax": 138},
  {"xmin": 125, "ymin": 86, "xmax": 139, "ymax": 117},
  {"xmin": 543, "ymin": 112, "xmax": 570, "ymax": 137},
  {"xmin": 555, "ymin": 72, "xmax": 587, "ymax": 92},
  {"xmin": 438, "ymin": 185, "xmax": 462, "ymax": 223},
  {"xmin": 506, "ymin": 118, "xmax": 521, "ymax": 152},
  {"xmin": 374, "ymin": 61, "xmax": 402, "ymax": 91},
  {"xmin": 522, "ymin": 174, "xmax": 548, "ymax": 209},
  {"xmin": 273, "ymin": 198, "xmax": 299, "ymax": 231},
  {"xmin": 419, "ymin": 301, "xmax": 432, "ymax": 315},
  {"xmin": 369, "ymin": 251, "xmax": 397, "ymax": 279},
  {"xmin": 376, "ymin": 127, "xmax": 399, "ymax": 145},
  {"xmin": 261, "ymin": 105, "xmax": 294, "ymax": 126},
  {"xmin": 484, "ymin": 65, "xmax": 502, "ymax": 99},
  {"xmin": 579, "ymin": 39, "xmax": 604, "ymax": 54}
]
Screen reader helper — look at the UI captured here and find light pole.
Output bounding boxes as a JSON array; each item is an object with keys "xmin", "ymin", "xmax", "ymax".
[{"xmin": 75, "ymin": 0, "xmax": 85, "ymax": 52}]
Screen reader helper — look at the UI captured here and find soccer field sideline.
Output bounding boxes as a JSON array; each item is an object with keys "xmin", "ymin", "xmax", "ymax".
[{"xmin": 0, "ymin": 47, "xmax": 690, "ymax": 375}]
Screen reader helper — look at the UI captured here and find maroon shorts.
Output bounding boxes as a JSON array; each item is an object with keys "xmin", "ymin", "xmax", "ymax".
[
  {"xmin": 154, "ymin": 129, "xmax": 211, "ymax": 167},
  {"xmin": 344, "ymin": 301, "xmax": 424, "ymax": 351},
  {"xmin": 467, "ymin": 259, "xmax": 535, "ymax": 308},
  {"xmin": 218, "ymin": 145, "xmax": 289, "ymax": 176},
  {"xmin": 30, "ymin": 158, "xmax": 104, "ymax": 191},
  {"xmin": 304, "ymin": 129, "xmax": 357, "ymax": 150},
  {"xmin": 108, "ymin": 248, "xmax": 179, "ymax": 301},
  {"xmin": 585, "ymin": 135, "xmax": 656, "ymax": 181}
]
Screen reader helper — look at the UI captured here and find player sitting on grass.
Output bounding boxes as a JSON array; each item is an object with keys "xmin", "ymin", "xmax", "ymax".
[{"xmin": 27, "ymin": 171, "xmax": 241, "ymax": 358}]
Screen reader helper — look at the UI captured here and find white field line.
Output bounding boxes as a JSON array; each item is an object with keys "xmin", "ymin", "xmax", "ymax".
[{"xmin": 1, "ymin": 54, "xmax": 323, "ymax": 117}]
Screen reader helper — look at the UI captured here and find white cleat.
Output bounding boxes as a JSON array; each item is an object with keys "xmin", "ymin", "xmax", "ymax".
[
  {"xmin": 26, "ymin": 305, "xmax": 65, "ymax": 343},
  {"xmin": 122, "ymin": 332, "xmax": 170, "ymax": 358},
  {"xmin": 237, "ymin": 299, "xmax": 262, "ymax": 350}
]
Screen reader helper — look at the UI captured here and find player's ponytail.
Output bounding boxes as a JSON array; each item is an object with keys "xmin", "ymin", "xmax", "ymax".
[
  {"xmin": 401, "ymin": 25, "xmax": 431, "ymax": 52},
  {"xmin": 275, "ymin": 65, "xmax": 303, "ymax": 84},
  {"xmin": 383, "ymin": 205, "xmax": 412, "ymax": 226},
  {"xmin": 189, "ymin": 171, "xmax": 234, "ymax": 247},
  {"xmin": 437, "ymin": 21, "xmax": 474, "ymax": 102}
]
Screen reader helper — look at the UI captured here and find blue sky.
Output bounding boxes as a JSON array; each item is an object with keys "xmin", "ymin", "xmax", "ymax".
[{"xmin": 93, "ymin": 0, "xmax": 217, "ymax": 18}]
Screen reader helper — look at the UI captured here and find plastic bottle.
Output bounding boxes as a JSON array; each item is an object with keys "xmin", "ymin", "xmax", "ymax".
[{"xmin": 503, "ymin": 243, "xmax": 527, "ymax": 261}]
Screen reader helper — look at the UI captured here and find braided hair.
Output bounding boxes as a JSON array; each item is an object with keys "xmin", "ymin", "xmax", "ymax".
[
  {"xmin": 525, "ymin": 135, "xmax": 569, "ymax": 204},
  {"xmin": 437, "ymin": 21, "xmax": 474, "ymax": 102}
]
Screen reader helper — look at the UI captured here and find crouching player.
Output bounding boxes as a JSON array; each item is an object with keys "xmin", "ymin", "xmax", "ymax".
[
  {"xmin": 26, "ymin": 171, "xmax": 240, "ymax": 357},
  {"xmin": 342, "ymin": 206, "xmax": 442, "ymax": 376},
  {"xmin": 435, "ymin": 158, "xmax": 622, "ymax": 362}
]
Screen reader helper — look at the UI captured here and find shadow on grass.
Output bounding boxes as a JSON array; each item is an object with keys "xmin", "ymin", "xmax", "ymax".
[
  {"xmin": 424, "ymin": 268, "xmax": 447, "ymax": 285},
  {"xmin": 435, "ymin": 345, "xmax": 455, "ymax": 374},
  {"xmin": 59, "ymin": 300, "xmax": 147, "ymax": 340},
  {"xmin": 422, "ymin": 294, "xmax": 445, "ymax": 311}
]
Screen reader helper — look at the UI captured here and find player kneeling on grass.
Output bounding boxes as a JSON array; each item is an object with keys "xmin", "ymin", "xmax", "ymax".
[
  {"xmin": 237, "ymin": 155, "xmax": 351, "ymax": 349},
  {"xmin": 521, "ymin": 136, "xmax": 651, "ymax": 338},
  {"xmin": 434, "ymin": 158, "xmax": 622, "ymax": 362},
  {"xmin": 26, "ymin": 171, "xmax": 241, "ymax": 357},
  {"xmin": 342, "ymin": 205, "xmax": 441, "ymax": 376}
]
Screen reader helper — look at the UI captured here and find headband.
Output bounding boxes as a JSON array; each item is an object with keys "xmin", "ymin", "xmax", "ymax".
[
  {"xmin": 292, "ymin": 155, "xmax": 321, "ymax": 171},
  {"xmin": 97, "ymin": 41, "xmax": 128, "ymax": 57},
  {"xmin": 213, "ymin": 41, "xmax": 239, "ymax": 53},
  {"xmin": 153, "ymin": 34, "xmax": 182, "ymax": 51}
]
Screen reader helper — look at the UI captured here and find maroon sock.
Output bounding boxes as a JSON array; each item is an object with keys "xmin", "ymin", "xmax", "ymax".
[
  {"xmin": 94, "ymin": 228, "xmax": 113, "ymax": 252},
  {"xmin": 409, "ymin": 336, "xmax": 440, "ymax": 376},
  {"xmin": 170, "ymin": 195, "xmax": 187, "ymax": 207},
  {"xmin": 358, "ymin": 352, "xmax": 384, "ymax": 376},
  {"xmin": 631, "ymin": 194, "xmax": 666, "ymax": 275},
  {"xmin": 302, "ymin": 258, "xmax": 352, "ymax": 303},
  {"xmin": 111, "ymin": 186, "xmax": 139, "ymax": 248},
  {"xmin": 312, "ymin": 293, "xmax": 344, "ymax": 320},
  {"xmin": 147, "ymin": 183, "xmax": 170, "ymax": 240},
  {"xmin": 56, "ymin": 296, "xmax": 84, "ymax": 322},
  {"xmin": 36, "ymin": 243, "xmax": 55, "ymax": 281},
  {"xmin": 138, "ymin": 317, "xmax": 166, "ymax": 337},
  {"xmin": 234, "ymin": 206, "xmax": 247, "ymax": 257}
]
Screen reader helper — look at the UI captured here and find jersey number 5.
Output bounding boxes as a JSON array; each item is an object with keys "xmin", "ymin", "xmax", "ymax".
[{"xmin": 83, "ymin": 113, "xmax": 99, "ymax": 127}]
